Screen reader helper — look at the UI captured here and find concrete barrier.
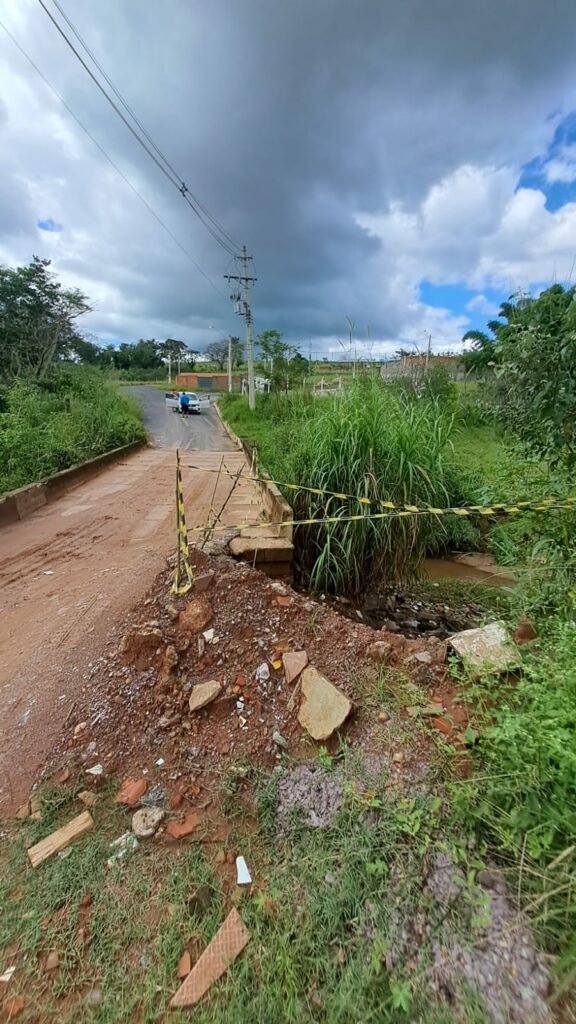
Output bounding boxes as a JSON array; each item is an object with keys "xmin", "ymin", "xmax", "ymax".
[
  {"xmin": 0, "ymin": 440, "xmax": 146, "ymax": 528},
  {"xmin": 214, "ymin": 402, "xmax": 293, "ymax": 540}
]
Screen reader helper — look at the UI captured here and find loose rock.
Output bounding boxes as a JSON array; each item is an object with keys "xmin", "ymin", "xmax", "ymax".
[
  {"xmin": 297, "ymin": 666, "xmax": 352, "ymax": 741},
  {"xmin": 132, "ymin": 806, "xmax": 165, "ymax": 838},
  {"xmin": 45, "ymin": 951, "xmax": 59, "ymax": 972},
  {"xmin": 282, "ymin": 650, "xmax": 308, "ymax": 685},
  {"xmin": 448, "ymin": 622, "xmax": 520, "ymax": 678},
  {"xmin": 188, "ymin": 680, "xmax": 221, "ymax": 712}
]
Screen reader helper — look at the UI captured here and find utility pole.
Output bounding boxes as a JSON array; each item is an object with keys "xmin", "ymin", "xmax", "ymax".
[
  {"xmin": 227, "ymin": 335, "xmax": 232, "ymax": 393},
  {"xmin": 167, "ymin": 352, "xmax": 172, "ymax": 386},
  {"xmin": 225, "ymin": 246, "xmax": 257, "ymax": 410}
]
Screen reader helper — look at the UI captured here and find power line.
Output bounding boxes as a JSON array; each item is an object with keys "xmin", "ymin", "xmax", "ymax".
[
  {"xmin": 36, "ymin": 0, "xmax": 242, "ymax": 258},
  {"xmin": 48, "ymin": 0, "xmax": 243, "ymax": 257},
  {"xmin": 0, "ymin": 16, "xmax": 228, "ymax": 301}
]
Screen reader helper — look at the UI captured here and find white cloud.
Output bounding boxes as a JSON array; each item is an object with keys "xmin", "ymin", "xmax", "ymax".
[
  {"xmin": 543, "ymin": 143, "xmax": 576, "ymax": 184},
  {"xmin": 358, "ymin": 164, "xmax": 576, "ymax": 326},
  {"xmin": 466, "ymin": 294, "xmax": 500, "ymax": 317}
]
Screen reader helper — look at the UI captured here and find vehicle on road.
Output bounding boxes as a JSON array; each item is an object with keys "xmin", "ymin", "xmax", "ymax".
[{"xmin": 165, "ymin": 391, "xmax": 201, "ymax": 414}]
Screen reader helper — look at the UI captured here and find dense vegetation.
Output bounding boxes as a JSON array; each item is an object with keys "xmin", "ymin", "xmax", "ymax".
[
  {"xmin": 0, "ymin": 258, "xmax": 147, "ymax": 494},
  {"xmin": 221, "ymin": 285, "xmax": 576, "ymax": 980},
  {"xmin": 221, "ymin": 378, "xmax": 478, "ymax": 592},
  {"xmin": 0, "ymin": 368, "xmax": 146, "ymax": 494}
]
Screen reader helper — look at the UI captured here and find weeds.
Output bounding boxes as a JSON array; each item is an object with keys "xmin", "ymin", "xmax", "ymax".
[
  {"xmin": 222, "ymin": 378, "xmax": 471, "ymax": 595},
  {"xmin": 0, "ymin": 366, "xmax": 146, "ymax": 494}
]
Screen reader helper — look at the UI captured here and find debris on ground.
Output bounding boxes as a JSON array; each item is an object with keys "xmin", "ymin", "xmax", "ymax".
[
  {"xmin": 188, "ymin": 679, "xmax": 222, "ymax": 712},
  {"xmin": 448, "ymin": 621, "xmax": 520, "ymax": 677},
  {"xmin": 115, "ymin": 777, "xmax": 147, "ymax": 807},
  {"xmin": 297, "ymin": 665, "xmax": 353, "ymax": 740},
  {"xmin": 131, "ymin": 806, "xmax": 165, "ymax": 838},
  {"xmin": 236, "ymin": 855, "xmax": 252, "ymax": 885},
  {"xmin": 166, "ymin": 811, "xmax": 200, "ymax": 839},
  {"xmin": 177, "ymin": 950, "xmax": 192, "ymax": 979},
  {"xmin": 107, "ymin": 831, "xmax": 139, "ymax": 867},
  {"xmin": 277, "ymin": 765, "xmax": 344, "ymax": 830},
  {"xmin": 43, "ymin": 548, "xmax": 462, "ymax": 796},
  {"xmin": 77, "ymin": 790, "xmax": 98, "ymax": 807},
  {"xmin": 27, "ymin": 810, "xmax": 95, "ymax": 867},
  {"xmin": 282, "ymin": 650, "xmax": 308, "ymax": 684},
  {"xmin": 170, "ymin": 907, "xmax": 250, "ymax": 1009},
  {"xmin": 44, "ymin": 951, "xmax": 59, "ymax": 972},
  {"xmin": 0, "ymin": 966, "xmax": 16, "ymax": 983},
  {"xmin": 3, "ymin": 994, "xmax": 26, "ymax": 1018}
]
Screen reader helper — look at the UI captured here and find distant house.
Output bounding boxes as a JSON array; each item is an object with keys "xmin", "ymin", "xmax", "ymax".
[
  {"xmin": 176, "ymin": 371, "xmax": 241, "ymax": 391},
  {"xmin": 380, "ymin": 353, "xmax": 464, "ymax": 380}
]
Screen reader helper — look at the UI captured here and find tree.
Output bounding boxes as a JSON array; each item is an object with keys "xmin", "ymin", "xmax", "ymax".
[
  {"xmin": 0, "ymin": 256, "xmax": 91, "ymax": 381},
  {"xmin": 468, "ymin": 285, "xmax": 576, "ymax": 466},
  {"xmin": 68, "ymin": 336, "xmax": 102, "ymax": 365},
  {"xmin": 206, "ymin": 339, "xmax": 228, "ymax": 370},
  {"xmin": 256, "ymin": 330, "xmax": 307, "ymax": 390},
  {"xmin": 461, "ymin": 330, "xmax": 497, "ymax": 373},
  {"xmin": 230, "ymin": 337, "xmax": 243, "ymax": 368}
]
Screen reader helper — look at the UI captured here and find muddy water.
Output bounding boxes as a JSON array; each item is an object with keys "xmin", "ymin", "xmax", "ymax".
[{"xmin": 424, "ymin": 553, "xmax": 516, "ymax": 588}]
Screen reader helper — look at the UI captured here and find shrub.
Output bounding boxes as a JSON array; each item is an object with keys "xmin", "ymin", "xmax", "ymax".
[{"xmin": 0, "ymin": 366, "xmax": 146, "ymax": 494}]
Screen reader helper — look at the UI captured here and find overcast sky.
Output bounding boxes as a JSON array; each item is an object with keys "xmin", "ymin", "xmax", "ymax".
[{"xmin": 1, "ymin": 0, "xmax": 576, "ymax": 358}]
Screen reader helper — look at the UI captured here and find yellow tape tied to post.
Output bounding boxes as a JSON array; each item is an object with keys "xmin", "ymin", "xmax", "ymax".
[{"xmin": 172, "ymin": 450, "xmax": 193, "ymax": 595}]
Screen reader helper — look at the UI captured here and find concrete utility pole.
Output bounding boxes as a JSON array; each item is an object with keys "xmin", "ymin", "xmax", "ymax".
[
  {"xmin": 227, "ymin": 335, "xmax": 232, "ymax": 393},
  {"xmin": 225, "ymin": 246, "xmax": 257, "ymax": 410}
]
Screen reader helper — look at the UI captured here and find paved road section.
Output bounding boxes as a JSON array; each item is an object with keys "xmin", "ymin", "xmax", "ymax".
[
  {"xmin": 124, "ymin": 386, "xmax": 236, "ymax": 450},
  {"xmin": 0, "ymin": 439, "xmax": 264, "ymax": 812}
]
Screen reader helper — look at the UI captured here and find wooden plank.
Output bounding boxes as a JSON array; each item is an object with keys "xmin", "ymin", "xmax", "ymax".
[
  {"xmin": 170, "ymin": 907, "xmax": 249, "ymax": 1008},
  {"xmin": 27, "ymin": 810, "xmax": 94, "ymax": 867}
]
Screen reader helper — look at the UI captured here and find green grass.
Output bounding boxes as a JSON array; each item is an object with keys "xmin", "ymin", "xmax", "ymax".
[
  {"xmin": 221, "ymin": 380, "xmax": 475, "ymax": 594},
  {"xmin": 0, "ymin": 367, "xmax": 146, "ymax": 494},
  {"xmin": 0, "ymin": 758, "xmax": 494, "ymax": 1024}
]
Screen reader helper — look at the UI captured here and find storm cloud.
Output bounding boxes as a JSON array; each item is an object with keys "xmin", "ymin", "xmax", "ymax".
[{"xmin": 1, "ymin": 0, "xmax": 576, "ymax": 355}]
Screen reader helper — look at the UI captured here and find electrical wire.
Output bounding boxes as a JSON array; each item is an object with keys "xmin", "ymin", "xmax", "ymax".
[
  {"xmin": 0, "ymin": 16, "xmax": 228, "ymax": 301},
  {"xmin": 49, "ymin": 0, "xmax": 243, "ymax": 257},
  {"xmin": 36, "ymin": 0, "xmax": 242, "ymax": 257}
]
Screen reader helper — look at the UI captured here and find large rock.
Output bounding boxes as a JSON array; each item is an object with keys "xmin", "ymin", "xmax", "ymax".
[
  {"xmin": 298, "ymin": 666, "xmax": 352, "ymax": 741},
  {"xmin": 282, "ymin": 650, "xmax": 308, "ymax": 685},
  {"xmin": 448, "ymin": 622, "xmax": 520, "ymax": 678},
  {"xmin": 188, "ymin": 680, "xmax": 221, "ymax": 712}
]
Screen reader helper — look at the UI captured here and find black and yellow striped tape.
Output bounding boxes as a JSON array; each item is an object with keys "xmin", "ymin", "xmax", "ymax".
[
  {"xmin": 184, "ymin": 461, "xmax": 576, "ymax": 522},
  {"xmin": 172, "ymin": 450, "xmax": 194, "ymax": 595}
]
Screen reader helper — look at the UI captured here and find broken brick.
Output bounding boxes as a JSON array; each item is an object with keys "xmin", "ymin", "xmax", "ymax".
[
  {"xmin": 115, "ymin": 778, "xmax": 147, "ymax": 807},
  {"xmin": 167, "ymin": 812, "xmax": 201, "ymax": 839}
]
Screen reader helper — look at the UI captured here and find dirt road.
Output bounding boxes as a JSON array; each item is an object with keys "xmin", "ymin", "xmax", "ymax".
[
  {"xmin": 0, "ymin": 428, "xmax": 264, "ymax": 812},
  {"xmin": 124, "ymin": 386, "xmax": 234, "ymax": 450}
]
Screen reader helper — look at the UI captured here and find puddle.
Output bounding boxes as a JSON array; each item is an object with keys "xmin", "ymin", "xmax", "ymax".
[{"xmin": 425, "ymin": 553, "xmax": 516, "ymax": 588}]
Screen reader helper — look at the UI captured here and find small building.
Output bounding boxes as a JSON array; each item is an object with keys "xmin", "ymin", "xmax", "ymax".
[
  {"xmin": 176, "ymin": 372, "xmax": 242, "ymax": 392},
  {"xmin": 380, "ymin": 353, "xmax": 464, "ymax": 380}
]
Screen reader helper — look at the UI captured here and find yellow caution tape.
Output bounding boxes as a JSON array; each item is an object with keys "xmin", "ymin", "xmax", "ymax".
[
  {"xmin": 184, "ymin": 501, "xmax": 576, "ymax": 537},
  {"xmin": 184, "ymin": 461, "xmax": 576, "ymax": 523},
  {"xmin": 172, "ymin": 450, "xmax": 194, "ymax": 595}
]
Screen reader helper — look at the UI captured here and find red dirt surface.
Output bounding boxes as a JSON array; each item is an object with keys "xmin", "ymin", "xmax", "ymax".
[
  {"xmin": 0, "ymin": 447, "xmax": 261, "ymax": 813},
  {"xmin": 38, "ymin": 546, "xmax": 472, "ymax": 815}
]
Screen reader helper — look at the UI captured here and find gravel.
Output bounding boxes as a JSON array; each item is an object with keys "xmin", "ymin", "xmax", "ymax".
[{"xmin": 276, "ymin": 765, "xmax": 343, "ymax": 830}]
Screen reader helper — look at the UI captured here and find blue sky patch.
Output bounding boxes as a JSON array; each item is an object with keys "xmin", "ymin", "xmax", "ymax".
[
  {"xmin": 420, "ymin": 282, "xmax": 504, "ymax": 331},
  {"xmin": 517, "ymin": 112, "xmax": 576, "ymax": 211},
  {"xmin": 37, "ymin": 217, "xmax": 62, "ymax": 232}
]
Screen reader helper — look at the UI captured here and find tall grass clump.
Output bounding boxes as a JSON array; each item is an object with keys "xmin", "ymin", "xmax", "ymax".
[
  {"xmin": 278, "ymin": 377, "xmax": 465, "ymax": 594},
  {"xmin": 0, "ymin": 366, "xmax": 146, "ymax": 494}
]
